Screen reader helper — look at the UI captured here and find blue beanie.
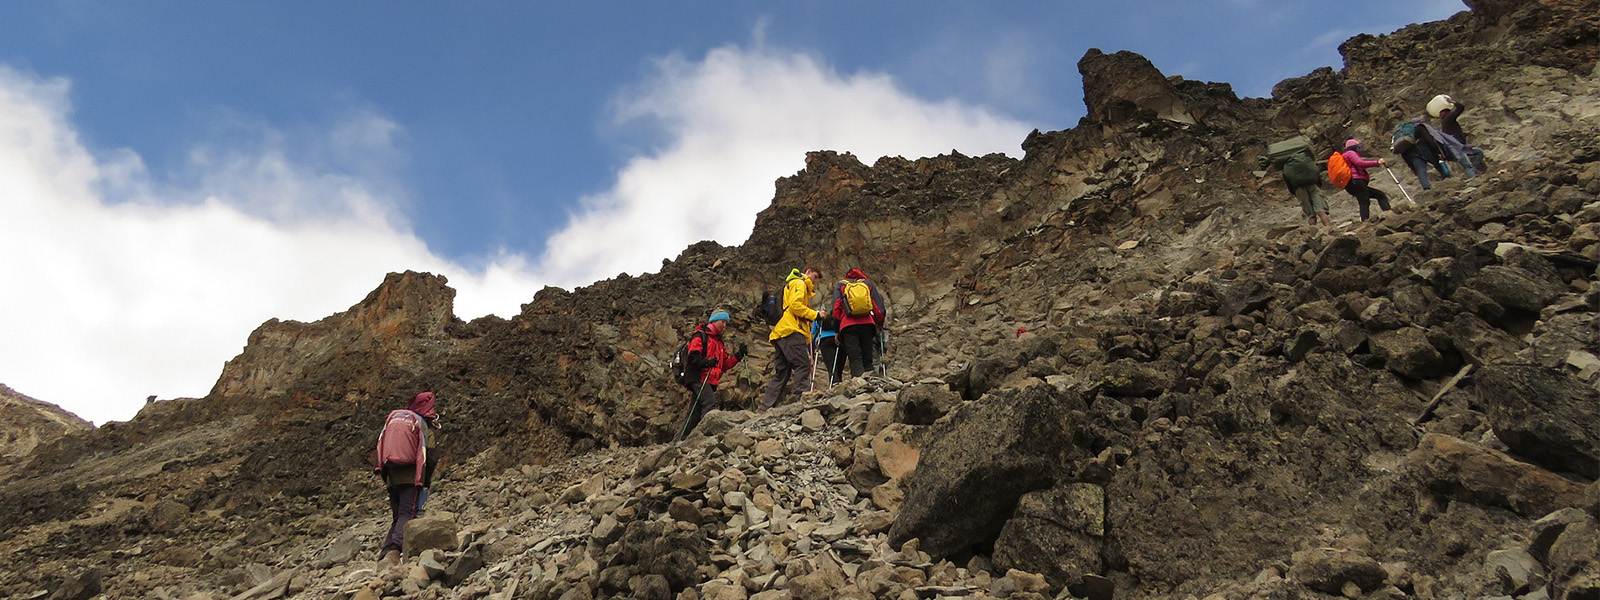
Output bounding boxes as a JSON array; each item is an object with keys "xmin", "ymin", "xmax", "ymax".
[{"xmin": 709, "ymin": 311, "xmax": 731, "ymax": 323}]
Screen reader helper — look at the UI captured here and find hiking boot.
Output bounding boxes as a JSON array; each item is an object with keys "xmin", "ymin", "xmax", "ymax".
[{"xmin": 380, "ymin": 549, "xmax": 402, "ymax": 566}]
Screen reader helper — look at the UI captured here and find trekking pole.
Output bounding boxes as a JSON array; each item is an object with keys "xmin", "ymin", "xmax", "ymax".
[
  {"xmin": 876, "ymin": 330, "xmax": 888, "ymax": 378},
  {"xmin": 831, "ymin": 343, "xmax": 842, "ymax": 389},
  {"xmin": 1383, "ymin": 166, "xmax": 1416, "ymax": 204},
  {"xmin": 807, "ymin": 338, "xmax": 817, "ymax": 392},
  {"xmin": 672, "ymin": 382, "xmax": 705, "ymax": 443}
]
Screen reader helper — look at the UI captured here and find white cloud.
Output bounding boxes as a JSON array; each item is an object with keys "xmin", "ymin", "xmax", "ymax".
[
  {"xmin": 0, "ymin": 43, "xmax": 1027, "ymax": 424},
  {"xmin": 536, "ymin": 44, "xmax": 1032, "ymax": 287},
  {"xmin": 0, "ymin": 66, "xmax": 544, "ymax": 425}
]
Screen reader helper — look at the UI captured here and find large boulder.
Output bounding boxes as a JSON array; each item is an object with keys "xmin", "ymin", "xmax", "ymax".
[
  {"xmin": 1406, "ymin": 434, "xmax": 1588, "ymax": 517},
  {"xmin": 888, "ymin": 384, "xmax": 1083, "ymax": 559},
  {"xmin": 992, "ymin": 483, "xmax": 1105, "ymax": 590},
  {"xmin": 1467, "ymin": 265, "xmax": 1565, "ymax": 314},
  {"xmin": 1476, "ymin": 365, "xmax": 1600, "ymax": 479}
]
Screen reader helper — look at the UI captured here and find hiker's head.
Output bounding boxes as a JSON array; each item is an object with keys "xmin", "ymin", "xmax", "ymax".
[
  {"xmin": 804, "ymin": 267, "xmax": 820, "ymax": 282},
  {"xmin": 1344, "ymin": 138, "xmax": 1362, "ymax": 150},
  {"xmin": 708, "ymin": 311, "xmax": 731, "ymax": 333},
  {"xmin": 409, "ymin": 392, "xmax": 438, "ymax": 420},
  {"xmin": 846, "ymin": 268, "xmax": 868, "ymax": 280}
]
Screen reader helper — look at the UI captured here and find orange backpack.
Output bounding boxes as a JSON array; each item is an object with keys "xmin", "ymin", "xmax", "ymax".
[{"xmin": 1327, "ymin": 152, "xmax": 1353, "ymax": 188}]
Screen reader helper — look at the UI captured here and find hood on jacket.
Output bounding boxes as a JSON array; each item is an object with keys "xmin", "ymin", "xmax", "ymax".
[
  {"xmin": 845, "ymin": 268, "xmax": 868, "ymax": 280},
  {"xmin": 408, "ymin": 392, "xmax": 438, "ymax": 420},
  {"xmin": 786, "ymin": 268, "xmax": 805, "ymax": 282}
]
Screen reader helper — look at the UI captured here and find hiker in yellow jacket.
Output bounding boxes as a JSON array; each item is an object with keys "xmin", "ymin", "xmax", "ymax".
[{"xmin": 760, "ymin": 267, "xmax": 821, "ymax": 409}]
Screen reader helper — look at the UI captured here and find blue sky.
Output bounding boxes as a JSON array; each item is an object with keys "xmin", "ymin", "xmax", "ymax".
[{"xmin": 1, "ymin": 1, "xmax": 1462, "ymax": 423}]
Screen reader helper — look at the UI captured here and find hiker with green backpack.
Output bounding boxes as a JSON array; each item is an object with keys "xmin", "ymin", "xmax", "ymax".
[
  {"xmin": 760, "ymin": 267, "xmax": 822, "ymax": 410},
  {"xmin": 1259, "ymin": 136, "xmax": 1331, "ymax": 227},
  {"xmin": 1392, "ymin": 118, "xmax": 1450, "ymax": 191},
  {"xmin": 830, "ymin": 268, "xmax": 888, "ymax": 379},
  {"xmin": 671, "ymin": 311, "xmax": 746, "ymax": 441}
]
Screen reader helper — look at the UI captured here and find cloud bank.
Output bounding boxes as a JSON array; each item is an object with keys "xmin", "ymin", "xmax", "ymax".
[
  {"xmin": 0, "ymin": 44, "xmax": 1028, "ymax": 424},
  {"xmin": 537, "ymin": 45, "xmax": 1031, "ymax": 287}
]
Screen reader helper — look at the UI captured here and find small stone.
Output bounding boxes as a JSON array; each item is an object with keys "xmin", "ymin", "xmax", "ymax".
[
  {"xmin": 407, "ymin": 563, "xmax": 431, "ymax": 587},
  {"xmin": 754, "ymin": 439, "xmax": 786, "ymax": 457},
  {"xmin": 800, "ymin": 409, "xmax": 826, "ymax": 432},
  {"xmin": 670, "ymin": 472, "xmax": 709, "ymax": 490},
  {"xmin": 871, "ymin": 480, "xmax": 906, "ymax": 512},
  {"xmin": 1483, "ymin": 548, "xmax": 1544, "ymax": 595},
  {"xmin": 559, "ymin": 473, "xmax": 606, "ymax": 504},
  {"xmin": 668, "ymin": 497, "xmax": 702, "ymax": 524},
  {"xmin": 813, "ymin": 522, "xmax": 850, "ymax": 542},
  {"xmin": 1007, "ymin": 569, "xmax": 1049, "ymax": 594},
  {"xmin": 419, "ymin": 549, "xmax": 448, "ymax": 579},
  {"xmin": 855, "ymin": 511, "xmax": 894, "ymax": 535},
  {"xmin": 591, "ymin": 514, "xmax": 623, "ymax": 545},
  {"xmin": 403, "ymin": 516, "xmax": 459, "ymax": 556}
]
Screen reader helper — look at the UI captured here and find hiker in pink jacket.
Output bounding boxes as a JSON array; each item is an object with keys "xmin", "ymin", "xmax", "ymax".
[
  {"xmin": 373, "ymin": 391, "xmax": 442, "ymax": 564},
  {"xmin": 1341, "ymin": 138, "xmax": 1392, "ymax": 221}
]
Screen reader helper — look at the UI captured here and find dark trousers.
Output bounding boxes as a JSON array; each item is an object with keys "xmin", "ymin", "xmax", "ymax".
[
  {"xmin": 761, "ymin": 333, "xmax": 813, "ymax": 409},
  {"xmin": 1404, "ymin": 153, "xmax": 1449, "ymax": 190},
  {"xmin": 384, "ymin": 484, "xmax": 424, "ymax": 554},
  {"xmin": 818, "ymin": 336, "xmax": 842, "ymax": 385},
  {"xmin": 1346, "ymin": 179, "xmax": 1391, "ymax": 221},
  {"xmin": 675, "ymin": 381, "xmax": 717, "ymax": 440},
  {"xmin": 838, "ymin": 324, "xmax": 877, "ymax": 377}
]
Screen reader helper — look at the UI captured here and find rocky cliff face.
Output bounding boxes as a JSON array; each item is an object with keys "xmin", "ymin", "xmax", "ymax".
[
  {"xmin": 0, "ymin": 383, "xmax": 91, "ymax": 462},
  {"xmin": 4, "ymin": 2, "xmax": 1600, "ymax": 599}
]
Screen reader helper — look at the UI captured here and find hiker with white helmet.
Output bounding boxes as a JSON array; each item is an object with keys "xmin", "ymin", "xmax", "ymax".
[{"xmin": 1428, "ymin": 94, "xmax": 1482, "ymax": 177}]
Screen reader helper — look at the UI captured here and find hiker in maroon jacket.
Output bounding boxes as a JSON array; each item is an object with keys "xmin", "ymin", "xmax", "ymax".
[
  {"xmin": 830, "ymin": 268, "xmax": 888, "ymax": 378},
  {"xmin": 373, "ymin": 391, "xmax": 441, "ymax": 564}
]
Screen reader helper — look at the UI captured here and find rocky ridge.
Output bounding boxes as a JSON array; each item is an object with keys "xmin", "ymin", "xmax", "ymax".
[
  {"xmin": 0, "ymin": 383, "xmax": 92, "ymax": 462},
  {"xmin": 3, "ymin": 1, "xmax": 1600, "ymax": 599}
]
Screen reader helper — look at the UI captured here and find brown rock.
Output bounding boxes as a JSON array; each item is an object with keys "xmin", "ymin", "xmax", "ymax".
[
  {"xmin": 871, "ymin": 424, "xmax": 921, "ymax": 480},
  {"xmin": 1407, "ymin": 434, "xmax": 1587, "ymax": 517},
  {"xmin": 403, "ymin": 516, "xmax": 460, "ymax": 556},
  {"xmin": 1288, "ymin": 548, "xmax": 1387, "ymax": 595}
]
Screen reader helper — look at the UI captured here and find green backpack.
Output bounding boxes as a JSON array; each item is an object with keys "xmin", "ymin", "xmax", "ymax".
[{"xmin": 1282, "ymin": 151, "xmax": 1321, "ymax": 187}]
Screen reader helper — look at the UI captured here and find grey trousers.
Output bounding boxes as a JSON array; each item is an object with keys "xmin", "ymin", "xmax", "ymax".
[{"xmin": 760, "ymin": 333, "xmax": 813, "ymax": 409}]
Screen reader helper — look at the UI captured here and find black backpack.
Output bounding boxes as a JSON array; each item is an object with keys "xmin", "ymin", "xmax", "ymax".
[
  {"xmin": 669, "ymin": 331, "xmax": 708, "ymax": 387},
  {"xmin": 757, "ymin": 290, "xmax": 783, "ymax": 326}
]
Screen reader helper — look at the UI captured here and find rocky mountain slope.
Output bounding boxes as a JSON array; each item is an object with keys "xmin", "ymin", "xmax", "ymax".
[
  {"xmin": 0, "ymin": 383, "xmax": 92, "ymax": 463},
  {"xmin": 3, "ymin": 1, "xmax": 1599, "ymax": 598}
]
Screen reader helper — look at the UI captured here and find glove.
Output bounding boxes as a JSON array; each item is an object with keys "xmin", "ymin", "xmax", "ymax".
[{"xmin": 737, "ymin": 343, "xmax": 748, "ymax": 356}]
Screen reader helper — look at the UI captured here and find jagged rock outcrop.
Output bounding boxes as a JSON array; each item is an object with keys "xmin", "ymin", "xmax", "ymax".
[
  {"xmin": 0, "ymin": 383, "xmax": 90, "ymax": 461},
  {"xmin": 3, "ymin": 1, "xmax": 1600, "ymax": 598}
]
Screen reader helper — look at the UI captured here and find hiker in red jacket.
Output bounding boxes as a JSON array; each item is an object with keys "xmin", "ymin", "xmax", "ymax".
[
  {"xmin": 373, "ymin": 391, "xmax": 441, "ymax": 564},
  {"xmin": 830, "ymin": 268, "xmax": 888, "ymax": 379},
  {"xmin": 675, "ymin": 311, "xmax": 747, "ymax": 441}
]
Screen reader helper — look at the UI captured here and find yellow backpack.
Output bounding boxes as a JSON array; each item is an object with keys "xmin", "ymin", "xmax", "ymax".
[{"xmin": 841, "ymin": 280, "xmax": 874, "ymax": 316}]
